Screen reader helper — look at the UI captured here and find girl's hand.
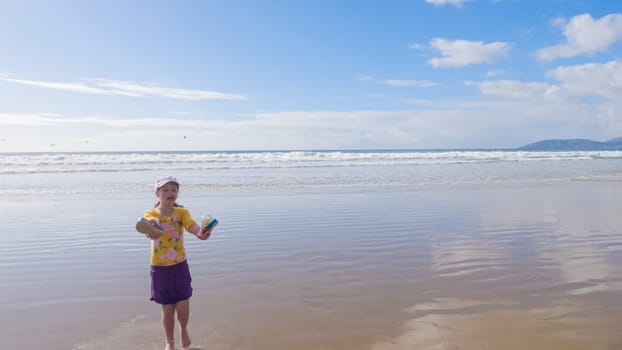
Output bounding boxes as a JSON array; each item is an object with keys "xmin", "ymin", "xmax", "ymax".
[
  {"xmin": 147, "ymin": 220, "xmax": 163, "ymax": 240},
  {"xmin": 197, "ymin": 227, "xmax": 212, "ymax": 240}
]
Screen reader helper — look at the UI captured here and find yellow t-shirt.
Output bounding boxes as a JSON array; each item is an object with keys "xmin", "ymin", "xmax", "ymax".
[{"xmin": 144, "ymin": 206, "xmax": 197, "ymax": 266}]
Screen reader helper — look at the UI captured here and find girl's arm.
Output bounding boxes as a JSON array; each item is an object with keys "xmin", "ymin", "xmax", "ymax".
[
  {"xmin": 145, "ymin": 219, "xmax": 163, "ymax": 240},
  {"xmin": 189, "ymin": 223, "xmax": 212, "ymax": 240}
]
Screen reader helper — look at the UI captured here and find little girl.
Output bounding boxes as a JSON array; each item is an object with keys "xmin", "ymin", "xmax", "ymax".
[{"xmin": 142, "ymin": 175, "xmax": 212, "ymax": 350}]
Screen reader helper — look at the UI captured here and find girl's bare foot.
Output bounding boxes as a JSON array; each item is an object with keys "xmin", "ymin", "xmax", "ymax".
[
  {"xmin": 181, "ymin": 329, "xmax": 192, "ymax": 350},
  {"xmin": 165, "ymin": 340, "xmax": 176, "ymax": 350}
]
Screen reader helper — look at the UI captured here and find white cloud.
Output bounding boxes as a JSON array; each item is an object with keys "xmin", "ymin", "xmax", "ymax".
[
  {"xmin": 4, "ymin": 61, "xmax": 622, "ymax": 152},
  {"xmin": 468, "ymin": 60, "xmax": 622, "ymax": 102},
  {"xmin": 425, "ymin": 0, "xmax": 467, "ymax": 8},
  {"xmin": 357, "ymin": 75, "xmax": 375, "ymax": 81},
  {"xmin": 547, "ymin": 60, "xmax": 622, "ymax": 99},
  {"xmin": 0, "ymin": 113, "xmax": 208, "ymax": 127},
  {"xmin": 358, "ymin": 76, "xmax": 438, "ymax": 88},
  {"xmin": 0, "ymin": 76, "xmax": 246, "ymax": 100},
  {"xmin": 3, "ymin": 100, "xmax": 619, "ymax": 153},
  {"xmin": 381, "ymin": 79, "xmax": 439, "ymax": 87},
  {"xmin": 485, "ymin": 69, "xmax": 505, "ymax": 78},
  {"xmin": 92, "ymin": 79, "xmax": 246, "ymax": 100},
  {"xmin": 466, "ymin": 80, "xmax": 563, "ymax": 101},
  {"xmin": 0, "ymin": 78, "xmax": 110, "ymax": 95},
  {"xmin": 536, "ymin": 13, "xmax": 622, "ymax": 61},
  {"xmin": 0, "ymin": 113, "xmax": 67, "ymax": 126},
  {"xmin": 0, "ymin": 110, "xmax": 462, "ymax": 151},
  {"xmin": 428, "ymin": 38, "xmax": 511, "ymax": 67}
]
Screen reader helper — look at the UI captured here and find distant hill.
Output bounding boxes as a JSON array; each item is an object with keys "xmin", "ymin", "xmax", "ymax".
[
  {"xmin": 606, "ymin": 136, "xmax": 622, "ymax": 144},
  {"xmin": 518, "ymin": 137, "xmax": 622, "ymax": 151}
]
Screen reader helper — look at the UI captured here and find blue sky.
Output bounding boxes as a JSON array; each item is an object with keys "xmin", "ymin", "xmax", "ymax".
[{"xmin": 1, "ymin": 0, "xmax": 622, "ymax": 152}]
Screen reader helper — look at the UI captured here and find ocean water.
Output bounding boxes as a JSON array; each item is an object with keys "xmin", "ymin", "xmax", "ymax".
[
  {"xmin": 1, "ymin": 149, "xmax": 622, "ymax": 195},
  {"xmin": 2, "ymin": 150, "xmax": 622, "ymax": 349}
]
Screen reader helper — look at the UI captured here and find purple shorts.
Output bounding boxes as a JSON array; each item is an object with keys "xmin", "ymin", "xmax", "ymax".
[{"xmin": 150, "ymin": 260, "xmax": 193, "ymax": 305}]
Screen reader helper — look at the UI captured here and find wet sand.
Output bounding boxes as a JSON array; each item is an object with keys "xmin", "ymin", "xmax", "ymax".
[
  {"xmin": 373, "ymin": 298, "xmax": 622, "ymax": 350},
  {"xmin": 2, "ymin": 181, "xmax": 622, "ymax": 349}
]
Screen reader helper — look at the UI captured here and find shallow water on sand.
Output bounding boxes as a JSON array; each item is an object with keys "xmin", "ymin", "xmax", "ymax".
[{"xmin": 2, "ymin": 181, "xmax": 622, "ymax": 349}]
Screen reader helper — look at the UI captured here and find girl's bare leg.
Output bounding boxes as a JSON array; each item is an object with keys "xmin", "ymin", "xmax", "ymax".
[
  {"xmin": 162, "ymin": 304, "xmax": 177, "ymax": 350},
  {"xmin": 176, "ymin": 299, "xmax": 191, "ymax": 349}
]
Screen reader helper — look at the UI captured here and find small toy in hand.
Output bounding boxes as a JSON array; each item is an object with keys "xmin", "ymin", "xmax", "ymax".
[
  {"xmin": 135, "ymin": 217, "xmax": 164, "ymax": 236},
  {"xmin": 201, "ymin": 215, "xmax": 219, "ymax": 230}
]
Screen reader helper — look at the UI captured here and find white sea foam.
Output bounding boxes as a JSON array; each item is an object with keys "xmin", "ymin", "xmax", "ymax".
[
  {"xmin": 1, "ymin": 150, "xmax": 621, "ymax": 174},
  {"xmin": 1, "ymin": 150, "xmax": 621, "ymax": 195}
]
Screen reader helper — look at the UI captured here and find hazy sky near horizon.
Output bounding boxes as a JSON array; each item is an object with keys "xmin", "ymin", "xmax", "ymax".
[{"xmin": 1, "ymin": 0, "xmax": 622, "ymax": 152}]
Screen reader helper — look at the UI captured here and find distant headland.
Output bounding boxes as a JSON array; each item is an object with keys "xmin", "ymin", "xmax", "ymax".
[{"xmin": 518, "ymin": 137, "xmax": 622, "ymax": 151}]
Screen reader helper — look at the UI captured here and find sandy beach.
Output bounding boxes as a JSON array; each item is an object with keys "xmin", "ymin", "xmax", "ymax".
[
  {"xmin": 2, "ymin": 175, "xmax": 622, "ymax": 349},
  {"xmin": 4, "ymin": 0, "xmax": 622, "ymax": 348}
]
